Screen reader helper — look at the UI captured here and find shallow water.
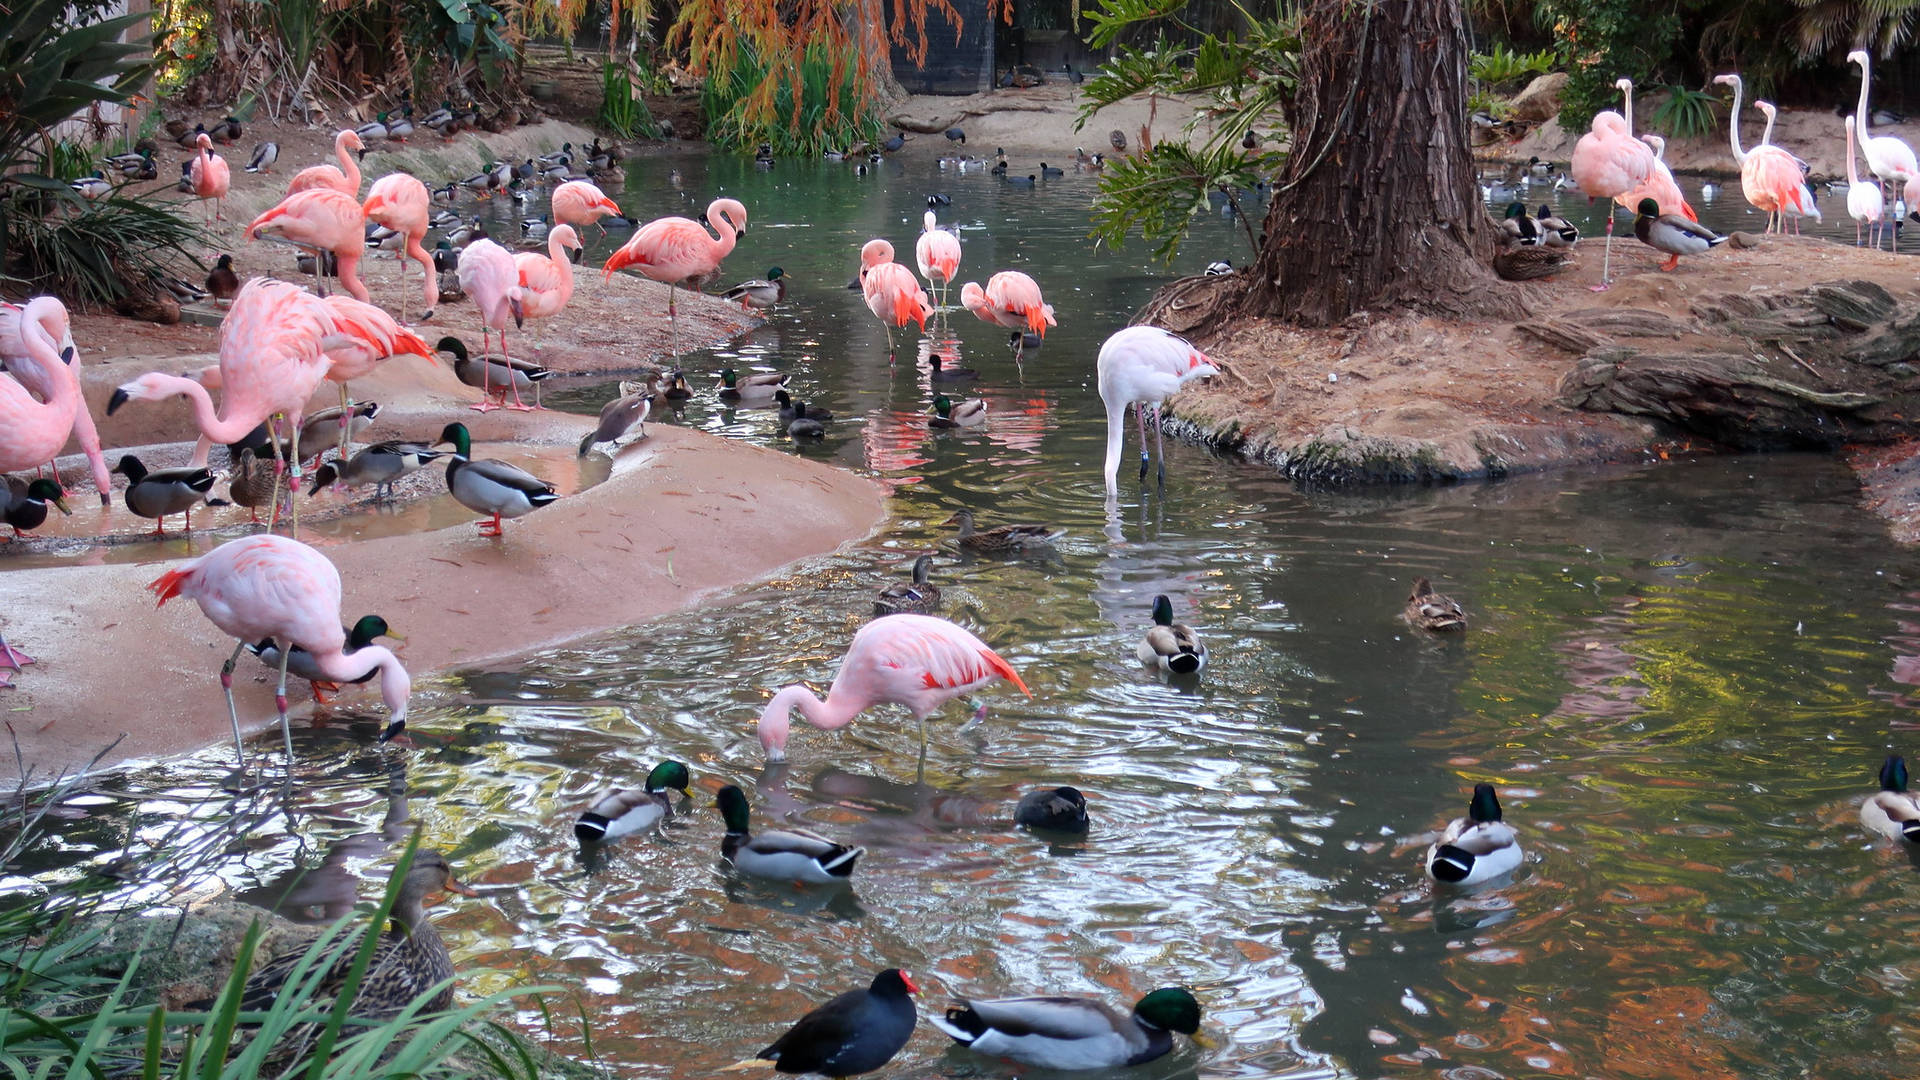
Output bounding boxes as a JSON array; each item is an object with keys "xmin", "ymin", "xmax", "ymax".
[{"xmin": 16, "ymin": 153, "xmax": 1920, "ymax": 1080}]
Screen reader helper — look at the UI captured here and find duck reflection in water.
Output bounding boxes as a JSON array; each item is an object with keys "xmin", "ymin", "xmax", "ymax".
[{"xmin": 234, "ymin": 762, "xmax": 411, "ymax": 923}]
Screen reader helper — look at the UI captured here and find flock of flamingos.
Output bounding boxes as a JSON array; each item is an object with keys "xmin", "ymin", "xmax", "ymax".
[{"xmin": 18, "ymin": 55, "xmax": 1920, "ymax": 1074}]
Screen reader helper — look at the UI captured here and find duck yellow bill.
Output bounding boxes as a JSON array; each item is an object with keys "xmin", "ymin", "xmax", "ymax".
[
  {"xmin": 383, "ymin": 629, "xmax": 408, "ymax": 644},
  {"xmin": 1189, "ymin": 1031, "xmax": 1219, "ymax": 1050},
  {"xmin": 51, "ymin": 495, "xmax": 71, "ymax": 515},
  {"xmin": 720, "ymin": 1059, "xmax": 775, "ymax": 1072}
]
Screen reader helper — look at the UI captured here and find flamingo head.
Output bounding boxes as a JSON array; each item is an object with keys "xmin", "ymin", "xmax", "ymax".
[
  {"xmin": 1712, "ymin": 73, "xmax": 1739, "ymax": 89},
  {"xmin": 107, "ymin": 371, "xmax": 185, "ymax": 415},
  {"xmin": 343, "ymin": 129, "xmax": 367, "ymax": 154},
  {"xmin": 508, "ymin": 287, "xmax": 525, "ymax": 329},
  {"xmin": 552, "ymin": 224, "xmax": 582, "ymax": 254},
  {"xmin": 195, "ymin": 132, "xmax": 213, "ymax": 151},
  {"xmin": 710, "ymin": 197, "xmax": 749, "ymax": 238},
  {"xmin": 923, "ymin": 209, "xmax": 938, "ymax": 231},
  {"xmin": 859, "ymin": 238, "xmax": 894, "ymax": 269},
  {"xmin": 959, "ymin": 281, "xmax": 986, "ymax": 313},
  {"xmin": 1614, "ymin": 77, "xmax": 1633, "ymax": 93},
  {"xmin": 1850, "ymin": 49, "xmax": 1871, "ymax": 67}
]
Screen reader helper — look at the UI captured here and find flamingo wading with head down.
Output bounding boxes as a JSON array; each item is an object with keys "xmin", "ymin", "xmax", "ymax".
[
  {"xmin": 603, "ymin": 197, "xmax": 748, "ymax": 357},
  {"xmin": 858, "ymin": 238, "xmax": 933, "ymax": 359},
  {"xmin": 148, "ymin": 533, "xmax": 410, "ymax": 769},
  {"xmin": 1097, "ymin": 325, "xmax": 1219, "ymax": 493},
  {"xmin": 960, "ymin": 271, "xmax": 1056, "ymax": 360},
  {"xmin": 757, "ymin": 613, "xmax": 1030, "ymax": 764}
]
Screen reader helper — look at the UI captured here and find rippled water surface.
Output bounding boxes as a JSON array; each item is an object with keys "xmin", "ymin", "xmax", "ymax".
[{"xmin": 19, "ymin": 153, "xmax": 1920, "ymax": 1080}]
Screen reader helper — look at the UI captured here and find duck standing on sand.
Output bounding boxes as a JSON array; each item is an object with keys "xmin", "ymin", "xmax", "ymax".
[
  {"xmin": 1633, "ymin": 197, "xmax": 1726, "ymax": 271},
  {"xmin": 434, "ymin": 422, "xmax": 559, "ymax": 537}
]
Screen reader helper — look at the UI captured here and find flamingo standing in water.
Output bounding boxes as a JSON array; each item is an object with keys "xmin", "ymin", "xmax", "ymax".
[
  {"xmin": 148, "ymin": 533, "xmax": 410, "ymax": 768},
  {"xmin": 914, "ymin": 210, "xmax": 961, "ymax": 312},
  {"xmin": 1755, "ymin": 102, "xmax": 1821, "ymax": 234},
  {"xmin": 757, "ymin": 613, "xmax": 1030, "ymax": 763},
  {"xmin": 287, "ymin": 129, "xmax": 367, "ymax": 197},
  {"xmin": 1, "ymin": 300, "xmax": 112, "ymax": 505},
  {"xmin": 457, "ymin": 238, "xmax": 527, "ymax": 411},
  {"xmin": 188, "ymin": 132, "xmax": 230, "ymax": 224},
  {"xmin": 362, "ymin": 172, "xmax": 437, "ymax": 319},
  {"xmin": 511, "ymin": 224, "xmax": 581, "ymax": 411},
  {"xmin": 107, "ymin": 278, "xmax": 334, "ymax": 533},
  {"xmin": 1097, "ymin": 325, "xmax": 1219, "ymax": 493},
  {"xmin": 1846, "ymin": 116, "xmax": 1887, "ymax": 247},
  {"xmin": 1850, "ymin": 49, "xmax": 1918, "ymax": 242},
  {"xmin": 603, "ymin": 196, "xmax": 749, "ymax": 357},
  {"xmin": 858, "ymin": 238, "xmax": 932, "ymax": 358},
  {"xmin": 247, "ymin": 188, "xmax": 371, "ymax": 301},
  {"xmin": 959, "ymin": 271, "xmax": 1056, "ymax": 360},
  {"xmin": 551, "ymin": 180, "xmax": 623, "ymax": 238},
  {"xmin": 1714, "ymin": 74, "xmax": 1816, "ymax": 238},
  {"xmin": 1568, "ymin": 97, "xmax": 1653, "ymax": 290}
]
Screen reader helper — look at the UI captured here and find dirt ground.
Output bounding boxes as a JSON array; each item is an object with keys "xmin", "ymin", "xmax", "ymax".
[{"xmin": 1157, "ymin": 233, "xmax": 1920, "ymax": 507}]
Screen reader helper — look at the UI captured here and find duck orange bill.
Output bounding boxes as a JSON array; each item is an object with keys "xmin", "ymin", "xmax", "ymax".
[{"xmin": 442, "ymin": 876, "xmax": 480, "ymax": 897}]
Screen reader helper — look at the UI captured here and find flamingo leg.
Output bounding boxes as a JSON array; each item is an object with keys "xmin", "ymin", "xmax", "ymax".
[
  {"xmin": 667, "ymin": 284, "xmax": 679, "ymax": 358},
  {"xmin": 0, "ymin": 632, "xmax": 32, "ymax": 672},
  {"xmin": 1153, "ymin": 404, "xmax": 1167, "ymax": 487},
  {"xmin": 504, "ymin": 332, "xmax": 531, "ymax": 411},
  {"xmin": 286, "ymin": 413, "xmax": 303, "ymax": 538},
  {"xmin": 337, "ymin": 382, "xmax": 354, "ymax": 461},
  {"xmin": 1136, "ymin": 402, "xmax": 1152, "ymax": 481},
  {"xmin": 265, "ymin": 414, "xmax": 287, "ymax": 533},
  {"xmin": 471, "ymin": 328, "xmax": 499, "ymax": 412},
  {"xmin": 220, "ymin": 639, "xmax": 249, "ymax": 769},
  {"xmin": 273, "ymin": 639, "xmax": 295, "ymax": 761},
  {"xmin": 1591, "ymin": 211, "xmax": 1615, "ymax": 292}
]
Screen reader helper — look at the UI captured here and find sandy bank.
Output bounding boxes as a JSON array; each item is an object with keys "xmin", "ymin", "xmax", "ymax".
[
  {"xmin": 890, "ymin": 84, "xmax": 1208, "ymax": 162},
  {"xmin": 2, "ymin": 409, "xmax": 886, "ymax": 784}
]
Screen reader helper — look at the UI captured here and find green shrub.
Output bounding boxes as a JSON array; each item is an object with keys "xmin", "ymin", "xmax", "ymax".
[
  {"xmin": 1648, "ymin": 84, "xmax": 1719, "ymax": 139},
  {"xmin": 700, "ymin": 42, "xmax": 882, "ymax": 156},
  {"xmin": 1470, "ymin": 42, "xmax": 1557, "ymax": 90}
]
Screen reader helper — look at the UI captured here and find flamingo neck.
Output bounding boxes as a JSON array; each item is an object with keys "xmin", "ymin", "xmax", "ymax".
[
  {"xmin": 312, "ymin": 643, "xmax": 411, "ymax": 727},
  {"xmin": 1849, "ymin": 120, "xmax": 1862, "ymax": 184},
  {"xmin": 757, "ymin": 682, "xmax": 865, "ymax": 761},
  {"xmin": 14, "ymin": 309, "xmax": 80, "ymax": 423},
  {"xmin": 1759, "ymin": 106, "xmax": 1777, "ymax": 148},
  {"xmin": 1619, "ymin": 81, "xmax": 1635, "ymax": 136},
  {"xmin": 150, "ymin": 373, "xmax": 269, "ymax": 447},
  {"xmin": 1102, "ymin": 394, "xmax": 1128, "ymax": 492},
  {"xmin": 1725, "ymin": 78, "xmax": 1748, "ymax": 162},
  {"xmin": 1858, "ymin": 56, "xmax": 1875, "ymax": 142},
  {"xmin": 548, "ymin": 232, "xmax": 575, "ymax": 290},
  {"xmin": 336, "ymin": 133, "xmax": 362, "ymax": 192}
]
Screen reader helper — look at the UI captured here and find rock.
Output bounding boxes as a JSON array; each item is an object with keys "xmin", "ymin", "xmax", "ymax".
[
  {"xmin": 1729, "ymin": 231, "xmax": 1764, "ymax": 249},
  {"xmin": 1508, "ymin": 73, "xmax": 1569, "ymax": 125}
]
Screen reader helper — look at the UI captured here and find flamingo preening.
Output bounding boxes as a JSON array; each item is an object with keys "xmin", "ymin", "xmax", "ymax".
[
  {"xmin": 1847, "ymin": 116, "xmax": 1887, "ymax": 247},
  {"xmin": 457, "ymin": 239, "xmax": 529, "ymax": 411},
  {"xmin": 361, "ymin": 172, "xmax": 438, "ymax": 319},
  {"xmin": 247, "ymin": 188, "xmax": 372, "ymax": 302},
  {"xmin": 914, "ymin": 210, "xmax": 962, "ymax": 312},
  {"xmin": 959, "ymin": 271, "xmax": 1055, "ymax": 360}
]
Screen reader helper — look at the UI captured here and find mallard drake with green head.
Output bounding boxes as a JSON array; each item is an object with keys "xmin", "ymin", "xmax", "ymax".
[
  {"xmin": 309, "ymin": 440, "xmax": 443, "ymax": 502},
  {"xmin": 929, "ymin": 986, "xmax": 1207, "ymax": 1070},
  {"xmin": 1014, "ymin": 786, "xmax": 1089, "ymax": 834},
  {"xmin": 1405, "ymin": 577, "xmax": 1466, "ymax": 631},
  {"xmin": 1137, "ymin": 594, "xmax": 1207, "ymax": 674},
  {"xmin": 716, "ymin": 784, "xmax": 864, "ymax": 884},
  {"xmin": 1634, "ymin": 197, "xmax": 1726, "ymax": 271},
  {"xmin": 722, "ymin": 267, "xmax": 787, "ymax": 312},
  {"xmin": 874, "ymin": 554, "xmax": 940, "ymax": 616},
  {"xmin": 233, "ymin": 851, "xmax": 477, "ymax": 1023},
  {"xmin": 1498, "ymin": 202, "xmax": 1543, "ymax": 246},
  {"xmin": 113, "ymin": 455, "xmax": 215, "ymax": 535},
  {"xmin": 249, "ymin": 614, "xmax": 402, "ymax": 703},
  {"xmin": 1863, "ymin": 755, "xmax": 1920, "ymax": 842},
  {"xmin": 434, "ymin": 422, "xmax": 559, "ymax": 537},
  {"xmin": 3, "ymin": 478, "xmax": 70, "ymax": 538},
  {"xmin": 929, "ymin": 395, "xmax": 987, "ymax": 429},
  {"xmin": 718, "ymin": 367, "xmax": 789, "ymax": 402},
  {"xmin": 1535, "ymin": 204, "xmax": 1578, "ymax": 247},
  {"xmin": 946, "ymin": 508, "xmax": 1063, "ymax": 553},
  {"xmin": 575, "ymin": 760, "xmax": 691, "ymax": 843},
  {"xmin": 773, "ymin": 390, "xmax": 834, "ymax": 425},
  {"xmin": 1424, "ymin": 783, "xmax": 1522, "ymax": 886}
]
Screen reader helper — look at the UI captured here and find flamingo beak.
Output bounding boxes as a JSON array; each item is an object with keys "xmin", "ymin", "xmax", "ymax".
[
  {"xmin": 106, "ymin": 387, "xmax": 129, "ymax": 415},
  {"xmin": 378, "ymin": 718, "xmax": 407, "ymax": 742},
  {"xmin": 510, "ymin": 296, "xmax": 524, "ymax": 329}
]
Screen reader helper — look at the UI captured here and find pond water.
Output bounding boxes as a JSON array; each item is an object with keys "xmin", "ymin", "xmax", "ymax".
[{"xmin": 17, "ymin": 152, "xmax": 1920, "ymax": 1080}]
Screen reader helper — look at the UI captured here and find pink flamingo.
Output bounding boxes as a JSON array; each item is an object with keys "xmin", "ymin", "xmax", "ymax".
[
  {"xmin": 1850, "ymin": 50, "xmax": 1918, "ymax": 232},
  {"xmin": 603, "ymin": 196, "xmax": 749, "ymax": 357},
  {"xmin": 959, "ymin": 271, "xmax": 1056, "ymax": 360},
  {"xmin": 107, "ymin": 278, "xmax": 334, "ymax": 533},
  {"xmin": 1569, "ymin": 98, "xmax": 1653, "ymax": 290},
  {"xmin": 756, "ymin": 613, "xmax": 1030, "ymax": 762},
  {"xmin": 914, "ymin": 210, "xmax": 962, "ymax": 311},
  {"xmin": 0, "ymin": 300, "xmax": 112, "ymax": 505},
  {"xmin": 149, "ymin": 533, "xmax": 410, "ymax": 767},
  {"xmin": 509, "ymin": 224, "xmax": 581, "ymax": 411},
  {"xmin": 320, "ymin": 294, "xmax": 432, "ymax": 452},
  {"xmin": 1614, "ymin": 79, "xmax": 1696, "ymax": 223},
  {"xmin": 1715, "ymin": 75, "xmax": 1813, "ymax": 238},
  {"xmin": 247, "ymin": 188, "xmax": 371, "ymax": 302},
  {"xmin": 0, "ymin": 298, "xmax": 81, "ymax": 681},
  {"xmin": 858, "ymin": 238, "xmax": 933, "ymax": 358},
  {"xmin": 361, "ymin": 172, "xmax": 438, "ymax": 319},
  {"xmin": 1754, "ymin": 102, "xmax": 1820, "ymax": 235},
  {"xmin": 457, "ymin": 238, "xmax": 527, "ymax": 411},
  {"xmin": 287, "ymin": 129, "xmax": 367, "ymax": 197},
  {"xmin": 1846, "ymin": 116, "xmax": 1887, "ymax": 247},
  {"xmin": 551, "ymin": 179, "xmax": 624, "ymax": 237},
  {"xmin": 1097, "ymin": 325, "xmax": 1219, "ymax": 492},
  {"xmin": 188, "ymin": 132, "xmax": 231, "ymax": 224}
]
